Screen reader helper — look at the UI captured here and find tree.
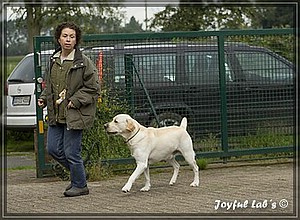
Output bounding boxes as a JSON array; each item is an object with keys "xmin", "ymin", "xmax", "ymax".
[
  {"xmin": 11, "ymin": 4, "xmax": 125, "ymax": 53},
  {"xmin": 249, "ymin": 6, "xmax": 295, "ymax": 28},
  {"xmin": 121, "ymin": 16, "xmax": 143, "ymax": 33},
  {"xmin": 149, "ymin": 1, "xmax": 296, "ymax": 31},
  {"xmin": 149, "ymin": 5, "xmax": 254, "ymax": 31},
  {"xmin": 5, "ymin": 20, "xmax": 28, "ymax": 56}
]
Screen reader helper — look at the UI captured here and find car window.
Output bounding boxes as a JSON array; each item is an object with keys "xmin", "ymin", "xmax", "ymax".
[
  {"xmin": 114, "ymin": 53, "xmax": 177, "ymax": 85},
  {"xmin": 185, "ymin": 51, "xmax": 233, "ymax": 84},
  {"xmin": 8, "ymin": 55, "xmax": 34, "ymax": 83},
  {"xmin": 235, "ymin": 51, "xmax": 293, "ymax": 83},
  {"xmin": 134, "ymin": 54, "xmax": 176, "ymax": 83},
  {"xmin": 114, "ymin": 55, "xmax": 125, "ymax": 83}
]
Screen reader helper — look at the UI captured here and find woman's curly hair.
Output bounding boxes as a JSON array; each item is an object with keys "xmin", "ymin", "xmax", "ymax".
[{"xmin": 54, "ymin": 22, "xmax": 82, "ymax": 48}]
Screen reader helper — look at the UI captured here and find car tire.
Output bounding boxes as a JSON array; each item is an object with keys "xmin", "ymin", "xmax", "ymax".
[{"xmin": 150, "ymin": 112, "xmax": 183, "ymax": 128}]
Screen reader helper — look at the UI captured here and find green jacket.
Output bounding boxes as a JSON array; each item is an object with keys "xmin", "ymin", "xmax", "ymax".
[{"xmin": 40, "ymin": 48, "xmax": 100, "ymax": 129}]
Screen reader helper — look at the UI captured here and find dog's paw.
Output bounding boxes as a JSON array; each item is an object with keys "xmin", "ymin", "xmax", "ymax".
[
  {"xmin": 122, "ymin": 183, "xmax": 132, "ymax": 193},
  {"xmin": 190, "ymin": 181, "xmax": 199, "ymax": 187},
  {"xmin": 140, "ymin": 186, "xmax": 150, "ymax": 192},
  {"xmin": 122, "ymin": 187, "xmax": 130, "ymax": 193},
  {"xmin": 169, "ymin": 181, "xmax": 176, "ymax": 186}
]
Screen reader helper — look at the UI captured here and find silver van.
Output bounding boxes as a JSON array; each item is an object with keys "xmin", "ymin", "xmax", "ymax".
[{"xmin": 3, "ymin": 52, "xmax": 49, "ymax": 130}]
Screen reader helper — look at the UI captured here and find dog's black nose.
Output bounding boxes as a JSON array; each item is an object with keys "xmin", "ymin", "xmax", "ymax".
[{"xmin": 104, "ymin": 123, "xmax": 108, "ymax": 129}]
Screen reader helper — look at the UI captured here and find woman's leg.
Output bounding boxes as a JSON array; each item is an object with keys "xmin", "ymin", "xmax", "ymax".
[
  {"xmin": 47, "ymin": 125, "xmax": 70, "ymax": 170},
  {"xmin": 64, "ymin": 127, "xmax": 87, "ymax": 188}
]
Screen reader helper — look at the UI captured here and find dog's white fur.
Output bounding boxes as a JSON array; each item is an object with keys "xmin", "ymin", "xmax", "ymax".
[{"xmin": 104, "ymin": 114, "xmax": 199, "ymax": 192}]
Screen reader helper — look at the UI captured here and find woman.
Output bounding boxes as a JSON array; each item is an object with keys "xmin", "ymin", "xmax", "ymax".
[{"xmin": 38, "ymin": 22, "xmax": 100, "ymax": 197}]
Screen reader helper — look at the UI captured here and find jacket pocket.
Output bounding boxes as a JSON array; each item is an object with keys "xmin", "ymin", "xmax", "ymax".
[
  {"xmin": 66, "ymin": 107, "xmax": 80, "ymax": 119},
  {"xmin": 66, "ymin": 103, "xmax": 96, "ymax": 129}
]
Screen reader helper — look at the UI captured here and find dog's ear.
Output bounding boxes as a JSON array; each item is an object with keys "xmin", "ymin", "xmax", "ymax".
[{"xmin": 126, "ymin": 119, "xmax": 136, "ymax": 132}]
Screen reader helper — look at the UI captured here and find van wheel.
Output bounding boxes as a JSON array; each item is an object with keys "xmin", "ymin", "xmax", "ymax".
[{"xmin": 150, "ymin": 112, "xmax": 182, "ymax": 127}]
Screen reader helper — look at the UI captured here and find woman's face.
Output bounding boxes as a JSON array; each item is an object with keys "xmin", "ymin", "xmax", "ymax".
[{"xmin": 58, "ymin": 27, "xmax": 76, "ymax": 52}]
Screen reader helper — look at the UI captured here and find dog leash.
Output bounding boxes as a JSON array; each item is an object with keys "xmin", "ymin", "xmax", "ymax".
[{"xmin": 125, "ymin": 128, "xmax": 141, "ymax": 143}]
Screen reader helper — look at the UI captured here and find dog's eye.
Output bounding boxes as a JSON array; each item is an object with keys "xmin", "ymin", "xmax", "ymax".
[{"xmin": 114, "ymin": 119, "xmax": 118, "ymax": 123}]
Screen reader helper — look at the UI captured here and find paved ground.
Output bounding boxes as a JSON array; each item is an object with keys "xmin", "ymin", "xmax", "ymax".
[
  {"xmin": 3, "ymin": 159, "xmax": 297, "ymax": 219},
  {"xmin": 5, "ymin": 152, "xmax": 36, "ymax": 169}
]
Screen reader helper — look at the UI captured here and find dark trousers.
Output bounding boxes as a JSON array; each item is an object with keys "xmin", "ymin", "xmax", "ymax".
[{"xmin": 47, "ymin": 124, "xmax": 87, "ymax": 188}]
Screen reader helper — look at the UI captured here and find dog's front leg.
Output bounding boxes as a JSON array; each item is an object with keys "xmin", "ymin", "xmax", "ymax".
[{"xmin": 122, "ymin": 162, "xmax": 147, "ymax": 193}]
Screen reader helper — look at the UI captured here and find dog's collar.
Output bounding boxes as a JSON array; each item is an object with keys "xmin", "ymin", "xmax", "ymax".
[{"xmin": 125, "ymin": 128, "xmax": 141, "ymax": 143}]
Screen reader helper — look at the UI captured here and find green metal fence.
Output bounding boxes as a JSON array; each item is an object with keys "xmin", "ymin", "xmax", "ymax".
[{"xmin": 34, "ymin": 28, "xmax": 295, "ymax": 177}]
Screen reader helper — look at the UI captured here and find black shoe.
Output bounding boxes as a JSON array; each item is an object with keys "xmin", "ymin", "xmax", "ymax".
[
  {"xmin": 65, "ymin": 183, "xmax": 72, "ymax": 191},
  {"xmin": 64, "ymin": 186, "xmax": 89, "ymax": 197}
]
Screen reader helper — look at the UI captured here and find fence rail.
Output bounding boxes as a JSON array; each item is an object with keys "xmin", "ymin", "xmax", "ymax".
[{"xmin": 34, "ymin": 28, "xmax": 295, "ymax": 177}]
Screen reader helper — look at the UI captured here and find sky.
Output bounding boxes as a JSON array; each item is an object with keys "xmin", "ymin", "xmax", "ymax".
[
  {"xmin": 124, "ymin": 7, "xmax": 166, "ymax": 29},
  {"xmin": 122, "ymin": 0, "xmax": 179, "ymax": 26}
]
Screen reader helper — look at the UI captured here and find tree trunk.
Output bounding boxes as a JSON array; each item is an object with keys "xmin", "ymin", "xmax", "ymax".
[{"xmin": 25, "ymin": 5, "xmax": 41, "ymax": 53}]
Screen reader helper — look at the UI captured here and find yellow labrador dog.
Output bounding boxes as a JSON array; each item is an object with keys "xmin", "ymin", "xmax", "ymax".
[{"xmin": 104, "ymin": 114, "xmax": 199, "ymax": 193}]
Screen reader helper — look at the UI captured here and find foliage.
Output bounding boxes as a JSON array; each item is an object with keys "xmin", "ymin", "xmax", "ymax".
[
  {"xmin": 195, "ymin": 130, "xmax": 293, "ymax": 153},
  {"xmin": 10, "ymin": 5, "xmax": 125, "ymax": 53},
  {"xmin": 81, "ymin": 87, "xmax": 132, "ymax": 175},
  {"xmin": 196, "ymin": 133, "xmax": 221, "ymax": 152},
  {"xmin": 5, "ymin": 21, "xmax": 29, "ymax": 56},
  {"xmin": 120, "ymin": 16, "xmax": 144, "ymax": 33},
  {"xmin": 149, "ymin": 5, "xmax": 254, "ymax": 31},
  {"xmin": 249, "ymin": 6, "xmax": 295, "ymax": 29},
  {"xmin": 230, "ymin": 131, "xmax": 293, "ymax": 149},
  {"xmin": 6, "ymin": 131, "xmax": 35, "ymax": 152},
  {"xmin": 6, "ymin": 5, "xmax": 146, "ymax": 55},
  {"xmin": 8, "ymin": 165, "xmax": 35, "ymax": 171},
  {"xmin": 196, "ymin": 158, "xmax": 208, "ymax": 170},
  {"xmin": 11, "ymin": 5, "xmax": 125, "ymax": 34},
  {"xmin": 85, "ymin": 163, "xmax": 113, "ymax": 181},
  {"xmin": 149, "ymin": 3, "xmax": 295, "ymax": 31}
]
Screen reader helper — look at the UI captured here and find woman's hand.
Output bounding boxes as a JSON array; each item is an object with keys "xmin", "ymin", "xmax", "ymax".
[
  {"xmin": 38, "ymin": 99, "xmax": 45, "ymax": 108},
  {"xmin": 67, "ymin": 101, "xmax": 75, "ymax": 109}
]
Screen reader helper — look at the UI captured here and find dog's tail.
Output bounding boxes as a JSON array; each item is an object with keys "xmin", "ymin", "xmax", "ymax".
[{"xmin": 180, "ymin": 117, "xmax": 187, "ymax": 130}]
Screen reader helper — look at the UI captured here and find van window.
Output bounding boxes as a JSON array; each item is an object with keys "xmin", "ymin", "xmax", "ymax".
[
  {"xmin": 186, "ymin": 51, "xmax": 219, "ymax": 84},
  {"xmin": 186, "ymin": 51, "xmax": 233, "ymax": 84},
  {"xmin": 235, "ymin": 51, "xmax": 293, "ymax": 82},
  {"xmin": 8, "ymin": 56, "xmax": 34, "ymax": 83},
  {"xmin": 134, "ymin": 54, "xmax": 176, "ymax": 84},
  {"xmin": 114, "ymin": 53, "xmax": 177, "ymax": 85}
]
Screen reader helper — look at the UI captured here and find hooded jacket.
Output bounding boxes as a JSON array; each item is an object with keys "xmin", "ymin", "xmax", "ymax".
[{"xmin": 39, "ymin": 48, "xmax": 100, "ymax": 129}]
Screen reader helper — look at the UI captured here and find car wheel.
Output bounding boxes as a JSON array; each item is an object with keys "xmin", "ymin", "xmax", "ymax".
[{"xmin": 150, "ymin": 112, "xmax": 183, "ymax": 127}]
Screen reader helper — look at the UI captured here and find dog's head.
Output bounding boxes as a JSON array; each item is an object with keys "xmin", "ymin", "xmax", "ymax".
[{"xmin": 104, "ymin": 114, "xmax": 137, "ymax": 137}]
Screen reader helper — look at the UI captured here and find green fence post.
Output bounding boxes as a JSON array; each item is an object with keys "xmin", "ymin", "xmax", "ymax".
[
  {"xmin": 33, "ymin": 37, "xmax": 46, "ymax": 177},
  {"xmin": 124, "ymin": 54, "xmax": 134, "ymax": 115},
  {"xmin": 217, "ymin": 34, "xmax": 229, "ymax": 163}
]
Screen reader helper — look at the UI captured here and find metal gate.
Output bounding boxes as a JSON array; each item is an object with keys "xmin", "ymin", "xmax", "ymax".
[{"xmin": 34, "ymin": 28, "xmax": 295, "ymax": 177}]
